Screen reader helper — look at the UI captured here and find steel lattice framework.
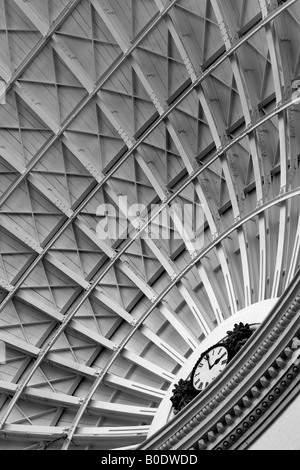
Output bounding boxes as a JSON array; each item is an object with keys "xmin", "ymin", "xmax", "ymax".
[{"xmin": 0, "ymin": 0, "xmax": 299, "ymax": 450}]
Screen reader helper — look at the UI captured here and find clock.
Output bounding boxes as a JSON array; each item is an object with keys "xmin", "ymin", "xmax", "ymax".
[
  {"xmin": 170, "ymin": 323, "xmax": 255, "ymax": 414},
  {"xmin": 191, "ymin": 343, "xmax": 229, "ymax": 391}
]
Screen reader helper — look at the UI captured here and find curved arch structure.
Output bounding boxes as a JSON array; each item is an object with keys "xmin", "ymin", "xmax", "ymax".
[{"xmin": 0, "ymin": 0, "xmax": 300, "ymax": 450}]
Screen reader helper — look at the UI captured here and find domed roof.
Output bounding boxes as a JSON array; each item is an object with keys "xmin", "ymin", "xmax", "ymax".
[{"xmin": 0, "ymin": 0, "xmax": 299, "ymax": 450}]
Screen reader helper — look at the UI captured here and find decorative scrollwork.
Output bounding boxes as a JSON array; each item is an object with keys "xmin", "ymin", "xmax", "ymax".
[{"xmin": 170, "ymin": 378, "xmax": 199, "ymax": 415}]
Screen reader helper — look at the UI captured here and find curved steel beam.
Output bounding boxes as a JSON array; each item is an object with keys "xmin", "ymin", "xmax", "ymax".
[
  {"xmin": 60, "ymin": 183, "xmax": 300, "ymax": 449},
  {"xmin": 0, "ymin": 0, "xmax": 298, "ymax": 444},
  {"xmin": 1, "ymin": 0, "xmax": 295, "ymax": 315},
  {"xmin": 0, "ymin": 0, "xmax": 295, "ymax": 212},
  {"xmin": 0, "ymin": 80, "xmax": 298, "ymax": 437}
]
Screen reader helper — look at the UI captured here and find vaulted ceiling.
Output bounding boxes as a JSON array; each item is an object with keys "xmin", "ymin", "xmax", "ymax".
[{"xmin": 0, "ymin": 0, "xmax": 300, "ymax": 450}]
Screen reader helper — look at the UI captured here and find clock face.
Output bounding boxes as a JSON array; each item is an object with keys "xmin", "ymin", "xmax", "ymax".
[{"xmin": 191, "ymin": 344, "xmax": 229, "ymax": 391}]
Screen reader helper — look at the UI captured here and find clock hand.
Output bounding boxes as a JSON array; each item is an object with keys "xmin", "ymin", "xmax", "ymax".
[
  {"xmin": 212, "ymin": 353, "xmax": 227, "ymax": 367},
  {"xmin": 204, "ymin": 354, "xmax": 212, "ymax": 369}
]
